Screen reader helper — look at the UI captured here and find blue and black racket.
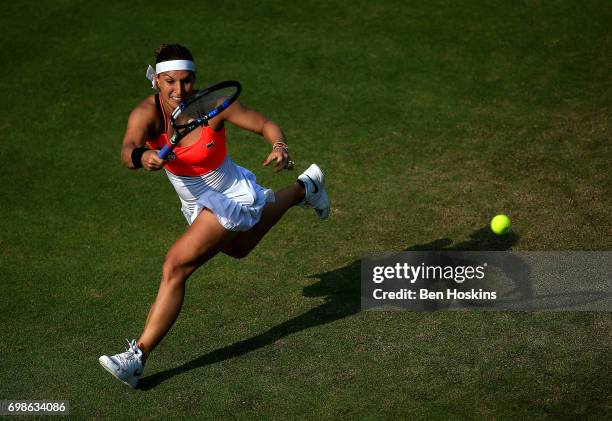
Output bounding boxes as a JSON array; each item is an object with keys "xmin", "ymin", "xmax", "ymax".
[{"xmin": 158, "ymin": 80, "xmax": 242, "ymax": 159}]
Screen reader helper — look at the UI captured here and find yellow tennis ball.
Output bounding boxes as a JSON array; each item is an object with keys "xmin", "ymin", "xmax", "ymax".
[{"xmin": 490, "ymin": 214, "xmax": 511, "ymax": 235}]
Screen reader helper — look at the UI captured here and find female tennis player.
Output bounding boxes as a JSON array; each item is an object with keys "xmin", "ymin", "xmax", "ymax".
[{"xmin": 99, "ymin": 44, "xmax": 329, "ymax": 388}]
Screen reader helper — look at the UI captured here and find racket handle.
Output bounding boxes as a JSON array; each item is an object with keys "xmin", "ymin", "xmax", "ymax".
[{"xmin": 158, "ymin": 144, "xmax": 172, "ymax": 160}]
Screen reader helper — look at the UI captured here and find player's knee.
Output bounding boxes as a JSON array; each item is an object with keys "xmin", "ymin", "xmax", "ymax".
[{"xmin": 161, "ymin": 253, "xmax": 191, "ymax": 285}]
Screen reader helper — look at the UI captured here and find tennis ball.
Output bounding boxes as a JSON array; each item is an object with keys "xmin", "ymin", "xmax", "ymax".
[{"xmin": 490, "ymin": 214, "xmax": 511, "ymax": 235}]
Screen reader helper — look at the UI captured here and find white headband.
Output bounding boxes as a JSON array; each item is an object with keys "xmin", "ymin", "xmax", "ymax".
[{"xmin": 145, "ymin": 60, "xmax": 196, "ymax": 88}]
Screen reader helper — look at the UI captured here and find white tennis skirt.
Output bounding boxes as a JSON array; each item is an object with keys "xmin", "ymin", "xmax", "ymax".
[{"xmin": 164, "ymin": 156, "xmax": 275, "ymax": 231}]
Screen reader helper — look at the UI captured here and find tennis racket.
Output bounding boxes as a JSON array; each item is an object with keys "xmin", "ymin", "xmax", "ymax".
[{"xmin": 158, "ymin": 80, "xmax": 242, "ymax": 159}]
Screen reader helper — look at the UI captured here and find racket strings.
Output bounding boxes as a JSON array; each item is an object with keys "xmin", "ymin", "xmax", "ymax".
[{"xmin": 175, "ymin": 87, "xmax": 239, "ymax": 127}]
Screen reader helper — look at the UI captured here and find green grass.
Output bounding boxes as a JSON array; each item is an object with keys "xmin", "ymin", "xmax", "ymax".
[{"xmin": 0, "ymin": 0, "xmax": 611, "ymax": 418}]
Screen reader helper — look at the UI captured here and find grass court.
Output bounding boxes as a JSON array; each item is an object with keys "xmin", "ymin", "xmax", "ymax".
[{"xmin": 0, "ymin": 0, "xmax": 610, "ymax": 418}]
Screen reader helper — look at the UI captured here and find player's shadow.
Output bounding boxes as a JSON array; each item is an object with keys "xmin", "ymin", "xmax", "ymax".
[
  {"xmin": 138, "ymin": 226, "xmax": 518, "ymax": 390},
  {"xmin": 409, "ymin": 227, "xmax": 519, "ymax": 252},
  {"xmin": 391, "ymin": 228, "xmax": 527, "ymax": 311},
  {"xmin": 138, "ymin": 258, "xmax": 361, "ymax": 390},
  {"xmin": 379, "ymin": 230, "xmax": 605, "ymax": 311}
]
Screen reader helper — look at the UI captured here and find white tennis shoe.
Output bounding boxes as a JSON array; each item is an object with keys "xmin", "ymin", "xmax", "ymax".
[
  {"xmin": 298, "ymin": 164, "xmax": 330, "ymax": 220},
  {"xmin": 99, "ymin": 339, "xmax": 144, "ymax": 388}
]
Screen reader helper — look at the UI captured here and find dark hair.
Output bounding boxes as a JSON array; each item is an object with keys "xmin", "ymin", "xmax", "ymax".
[{"xmin": 154, "ymin": 44, "xmax": 194, "ymax": 64}]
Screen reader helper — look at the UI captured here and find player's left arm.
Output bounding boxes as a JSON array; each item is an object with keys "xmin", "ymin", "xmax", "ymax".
[{"xmin": 221, "ymin": 101, "xmax": 291, "ymax": 172}]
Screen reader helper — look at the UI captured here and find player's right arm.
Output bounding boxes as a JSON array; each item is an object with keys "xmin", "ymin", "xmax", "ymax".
[{"xmin": 121, "ymin": 99, "xmax": 165, "ymax": 171}]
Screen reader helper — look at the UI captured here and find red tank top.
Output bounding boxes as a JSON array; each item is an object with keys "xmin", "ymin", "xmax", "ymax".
[{"xmin": 146, "ymin": 94, "xmax": 227, "ymax": 176}]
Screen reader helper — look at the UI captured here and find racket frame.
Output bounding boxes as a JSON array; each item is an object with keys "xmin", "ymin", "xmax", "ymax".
[{"xmin": 158, "ymin": 80, "xmax": 241, "ymax": 159}]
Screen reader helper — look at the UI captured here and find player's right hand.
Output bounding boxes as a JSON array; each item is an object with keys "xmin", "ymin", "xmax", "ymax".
[{"xmin": 142, "ymin": 150, "xmax": 166, "ymax": 171}]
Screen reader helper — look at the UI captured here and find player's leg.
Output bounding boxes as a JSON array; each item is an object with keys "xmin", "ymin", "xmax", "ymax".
[
  {"xmin": 99, "ymin": 209, "xmax": 237, "ymax": 388},
  {"xmin": 137, "ymin": 209, "xmax": 238, "ymax": 359},
  {"xmin": 223, "ymin": 164, "xmax": 329, "ymax": 259},
  {"xmin": 222, "ymin": 182, "xmax": 304, "ymax": 258}
]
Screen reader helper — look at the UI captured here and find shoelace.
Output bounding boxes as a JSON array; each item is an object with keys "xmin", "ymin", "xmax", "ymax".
[{"xmin": 116, "ymin": 339, "xmax": 141, "ymax": 365}]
